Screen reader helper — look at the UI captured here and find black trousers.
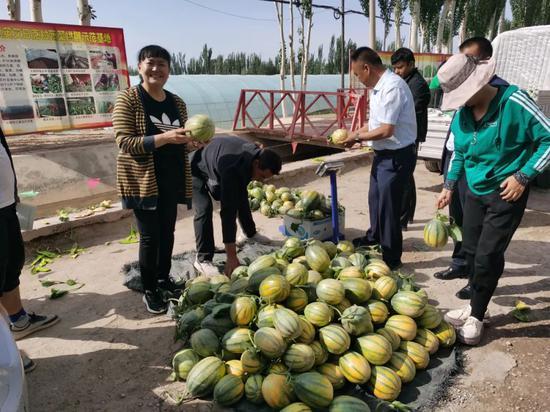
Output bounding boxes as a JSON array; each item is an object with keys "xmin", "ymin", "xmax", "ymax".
[
  {"xmin": 366, "ymin": 145, "xmax": 416, "ymax": 266},
  {"xmin": 400, "ymin": 143, "xmax": 419, "ymax": 227},
  {"xmin": 133, "ymin": 194, "xmax": 178, "ymax": 292},
  {"xmin": 0, "ymin": 203, "xmax": 25, "ymax": 296},
  {"xmin": 442, "ymin": 150, "xmax": 468, "ymax": 270},
  {"xmin": 462, "ymin": 188, "xmax": 528, "ymax": 320}
]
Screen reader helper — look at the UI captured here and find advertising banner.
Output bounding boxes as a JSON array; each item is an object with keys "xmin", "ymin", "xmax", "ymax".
[{"xmin": 0, "ymin": 20, "xmax": 129, "ymax": 136}]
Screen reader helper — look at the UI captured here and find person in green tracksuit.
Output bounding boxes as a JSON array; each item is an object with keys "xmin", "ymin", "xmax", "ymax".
[{"xmin": 435, "ymin": 53, "xmax": 550, "ymax": 345}]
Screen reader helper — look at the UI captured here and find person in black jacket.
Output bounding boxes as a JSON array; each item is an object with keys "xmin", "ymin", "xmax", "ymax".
[
  {"xmin": 0, "ymin": 126, "xmax": 59, "ymax": 373},
  {"xmin": 191, "ymin": 136, "xmax": 282, "ymax": 276},
  {"xmin": 391, "ymin": 48, "xmax": 431, "ymax": 230}
]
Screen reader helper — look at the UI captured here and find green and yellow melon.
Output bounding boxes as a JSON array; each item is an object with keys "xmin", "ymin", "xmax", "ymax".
[
  {"xmin": 296, "ymin": 316, "xmax": 316, "ymax": 344},
  {"xmin": 262, "ymin": 373, "xmax": 296, "ymax": 409},
  {"xmin": 240, "ymin": 349, "xmax": 264, "ymax": 374},
  {"xmin": 431, "ymin": 320, "xmax": 456, "ymax": 347},
  {"xmin": 414, "ymin": 328, "xmax": 440, "ymax": 355},
  {"xmin": 285, "ymin": 262, "xmax": 309, "ymax": 286},
  {"xmin": 386, "ymin": 351, "xmax": 416, "ymax": 383},
  {"xmin": 213, "ymin": 374, "xmax": 244, "ymax": 406},
  {"xmin": 273, "ymin": 307, "xmax": 303, "ymax": 340},
  {"xmin": 293, "ymin": 371, "xmax": 334, "ymax": 409},
  {"xmin": 390, "ymin": 291, "xmax": 426, "ymax": 318},
  {"xmin": 376, "ymin": 327, "xmax": 401, "ymax": 351},
  {"xmin": 348, "ymin": 252, "xmax": 368, "ymax": 269},
  {"xmin": 281, "ymin": 402, "xmax": 313, "ymax": 412},
  {"xmin": 307, "ymin": 270, "xmax": 323, "ymax": 285},
  {"xmin": 399, "ymin": 341, "xmax": 430, "ymax": 370},
  {"xmin": 366, "ymin": 299, "xmax": 390, "ymax": 324},
  {"xmin": 186, "ymin": 356, "xmax": 226, "ymax": 397},
  {"xmin": 365, "ymin": 260, "xmax": 391, "ymax": 279},
  {"xmin": 385, "ymin": 314, "xmax": 418, "ymax": 341},
  {"xmin": 319, "ymin": 324, "xmax": 351, "ymax": 355},
  {"xmin": 224, "ymin": 359, "xmax": 246, "ymax": 380},
  {"xmin": 336, "ymin": 240, "xmax": 355, "ymax": 255},
  {"xmin": 285, "ymin": 287, "xmax": 308, "ymax": 313},
  {"xmin": 172, "ymin": 348, "xmax": 199, "ymax": 381},
  {"xmin": 268, "ymin": 362, "xmax": 289, "ymax": 375},
  {"xmin": 186, "ymin": 282, "xmax": 213, "ymax": 305},
  {"xmin": 248, "ymin": 266, "xmax": 282, "ymax": 294},
  {"xmin": 230, "ymin": 296, "xmax": 257, "ymax": 326},
  {"xmin": 256, "ymin": 304, "xmax": 283, "ymax": 328},
  {"xmin": 368, "ymin": 365, "xmax": 402, "ymax": 401},
  {"xmin": 222, "ymin": 327, "xmax": 254, "ymax": 354},
  {"xmin": 190, "ymin": 329, "xmax": 220, "ymax": 357},
  {"xmin": 338, "ymin": 351, "xmax": 371, "ymax": 384},
  {"xmin": 356, "ymin": 333, "xmax": 393, "ymax": 365},
  {"xmin": 338, "ymin": 266, "xmax": 365, "ymax": 280},
  {"xmin": 416, "ymin": 304, "xmax": 443, "ymax": 329},
  {"xmin": 317, "ymin": 363, "xmax": 346, "ymax": 390},
  {"xmin": 316, "ymin": 279, "xmax": 345, "ymax": 305},
  {"xmin": 254, "ymin": 327, "xmax": 287, "ymax": 359},
  {"xmin": 304, "ymin": 302, "xmax": 334, "ymax": 327},
  {"xmin": 244, "ymin": 374, "xmax": 264, "ymax": 404},
  {"xmin": 372, "ymin": 276, "xmax": 398, "ymax": 301},
  {"xmin": 322, "ymin": 241, "xmax": 338, "ymax": 258},
  {"xmin": 311, "ymin": 340, "xmax": 329, "ymax": 366},
  {"xmin": 305, "ymin": 244, "xmax": 331, "ymax": 272},
  {"xmin": 283, "ymin": 343, "xmax": 316, "ymax": 372},
  {"xmin": 329, "ymin": 395, "xmax": 371, "ymax": 412},
  {"xmin": 341, "ymin": 278, "xmax": 372, "ymax": 303},
  {"xmin": 340, "ymin": 305, "xmax": 374, "ymax": 336},
  {"xmin": 423, "ymin": 217, "xmax": 448, "ymax": 248},
  {"xmin": 334, "ymin": 297, "xmax": 352, "ymax": 313},
  {"xmin": 260, "ymin": 274, "xmax": 291, "ymax": 303}
]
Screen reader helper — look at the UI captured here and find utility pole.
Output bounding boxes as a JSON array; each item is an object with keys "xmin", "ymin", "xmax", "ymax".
[
  {"xmin": 340, "ymin": 0, "xmax": 345, "ymax": 89},
  {"xmin": 369, "ymin": 0, "xmax": 376, "ymax": 49}
]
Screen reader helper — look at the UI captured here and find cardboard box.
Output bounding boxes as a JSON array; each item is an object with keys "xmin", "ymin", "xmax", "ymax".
[{"xmin": 282, "ymin": 210, "xmax": 345, "ymax": 241}]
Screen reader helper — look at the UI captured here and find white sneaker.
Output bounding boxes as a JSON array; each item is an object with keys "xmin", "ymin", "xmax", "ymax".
[
  {"xmin": 457, "ymin": 316, "xmax": 484, "ymax": 345},
  {"xmin": 193, "ymin": 258, "xmax": 220, "ymax": 277},
  {"xmin": 236, "ymin": 231, "xmax": 275, "ymax": 246},
  {"xmin": 444, "ymin": 305, "xmax": 490, "ymax": 327}
]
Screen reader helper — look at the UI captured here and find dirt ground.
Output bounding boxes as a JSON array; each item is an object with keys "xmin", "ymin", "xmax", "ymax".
[{"xmin": 16, "ymin": 158, "xmax": 550, "ymax": 412}]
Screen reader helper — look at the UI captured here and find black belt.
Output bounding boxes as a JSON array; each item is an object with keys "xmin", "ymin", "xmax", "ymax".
[{"xmin": 374, "ymin": 144, "xmax": 415, "ymax": 156}]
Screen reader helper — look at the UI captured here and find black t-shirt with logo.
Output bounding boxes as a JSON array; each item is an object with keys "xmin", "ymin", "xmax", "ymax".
[{"xmin": 139, "ymin": 85, "xmax": 186, "ymax": 196}]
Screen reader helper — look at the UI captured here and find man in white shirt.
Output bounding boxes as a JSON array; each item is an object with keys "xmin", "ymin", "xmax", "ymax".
[
  {"xmin": 345, "ymin": 47, "xmax": 417, "ymax": 269},
  {"xmin": 0, "ymin": 126, "xmax": 59, "ymax": 373}
]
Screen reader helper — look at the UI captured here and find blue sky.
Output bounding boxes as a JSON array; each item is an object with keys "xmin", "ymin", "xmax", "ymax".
[{"xmin": 0, "ymin": 1, "xmax": 511, "ymax": 63}]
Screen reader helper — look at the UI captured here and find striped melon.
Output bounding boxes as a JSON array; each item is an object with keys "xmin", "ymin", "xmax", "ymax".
[
  {"xmin": 268, "ymin": 361, "xmax": 289, "ymax": 375},
  {"xmin": 311, "ymin": 340, "xmax": 329, "ymax": 366},
  {"xmin": 230, "ymin": 296, "xmax": 257, "ymax": 326},
  {"xmin": 399, "ymin": 341, "xmax": 430, "ymax": 369},
  {"xmin": 336, "ymin": 240, "xmax": 355, "ymax": 255},
  {"xmin": 376, "ymin": 327, "xmax": 401, "ymax": 351},
  {"xmin": 305, "ymin": 244, "xmax": 331, "ymax": 272},
  {"xmin": 229, "ymin": 277, "xmax": 249, "ymax": 294},
  {"xmin": 317, "ymin": 363, "xmax": 346, "ymax": 389},
  {"xmin": 254, "ymin": 327, "xmax": 287, "ymax": 359},
  {"xmin": 431, "ymin": 320, "xmax": 456, "ymax": 347},
  {"xmin": 296, "ymin": 316, "xmax": 316, "ymax": 344},
  {"xmin": 281, "ymin": 402, "xmax": 313, "ymax": 412},
  {"xmin": 284, "ymin": 343, "xmax": 316, "ymax": 372},
  {"xmin": 322, "ymin": 241, "xmax": 338, "ymax": 258},
  {"xmin": 213, "ymin": 374, "xmax": 244, "ymax": 406},
  {"xmin": 385, "ymin": 315, "xmax": 418, "ymax": 341},
  {"xmin": 416, "ymin": 288, "xmax": 429, "ymax": 305},
  {"xmin": 329, "ymin": 395, "xmax": 371, "ymax": 412},
  {"xmin": 414, "ymin": 328, "xmax": 440, "ymax": 355},
  {"xmin": 338, "ymin": 351, "xmax": 371, "ymax": 384},
  {"xmin": 285, "ymin": 263, "xmax": 309, "ymax": 286},
  {"xmin": 387, "ymin": 351, "xmax": 416, "ymax": 383},
  {"xmin": 372, "ymin": 276, "xmax": 398, "ymax": 301},
  {"xmin": 293, "ymin": 255, "xmax": 309, "ymax": 267},
  {"xmin": 190, "ymin": 329, "xmax": 220, "ymax": 357},
  {"xmin": 256, "ymin": 304, "xmax": 283, "ymax": 328},
  {"xmin": 273, "ymin": 308, "xmax": 303, "ymax": 339},
  {"xmin": 368, "ymin": 365, "xmax": 402, "ymax": 401},
  {"xmin": 201, "ymin": 313, "xmax": 235, "ymax": 337},
  {"xmin": 365, "ymin": 260, "xmax": 391, "ymax": 279},
  {"xmin": 230, "ymin": 265, "xmax": 248, "ymax": 281},
  {"xmin": 366, "ymin": 299, "xmax": 389, "ymax": 324},
  {"xmin": 248, "ymin": 255, "xmax": 276, "ymax": 277},
  {"xmin": 172, "ymin": 348, "xmax": 199, "ymax": 381},
  {"xmin": 304, "ymin": 302, "xmax": 334, "ymax": 327},
  {"xmin": 348, "ymin": 252, "xmax": 368, "ymax": 269},
  {"xmin": 319, "ymin": 324, "xmax": 351, "ymax": 355},
  {"xmin": 338, "ymin": 266, "xmax": 365, "ymax": 280},
  {"xmin": 424, "ymin": 217, "xmax": 448, "ymax": 248},
  {"xmin": 240, "ymin": 349, "xmax": 264, "ymax": 374},
  {"xmin": 307, "ymin": 270, "xmax": 323, "ymax": 285},
  {"xmin": 186, "ymin": 356, "xmax": 226, "ymax": 397},
  {"xmin": 285, "ymin": 287, "xmax": 308, "ymax": 313},
  {"xmin": 222, "ymin": 327, "xmax": 254, "ymax": 354},
  {"xmin": 335, "ymin": 297, "xmax": 352, "ymax": 313},
  {"xmin": 275, "ymin": 257, "xmax": 290, "ymax": 272},
  {"xmin": 186, "ymin": 282, "xmax": 214, "ymax": 304},
  {"xmin": 417, "ymin": 304, "xmax": 442, "ymax": 329},
  {"xmin": 316, "ymin": 279, "xmax": 345, "ymax": 305},
  {"xmin": 225, "ymin": 359, "xmax": 245, "ymax": 379},
  {"xmin": 260, "ymin": 274, "xmax": 291, "ymax": 303},
  {"xmin": 245, "ymin": 374, "xmax": 264, "ymax": 404},
  {"xmin": 302, "ymin": 284, "xmax": 318, "ymax": 303},
  {"xmin": 390, "ymin": 291, "xmax": 426, "ymax": 318},
  {"xmin": 330, "ymin": 256, "xmax": 352, "ymax": 273},
  {"xmin": 262, "ymin": 373, "xmax": 296, "ymax": 409},
  {"xmin": 341, "ymin": 305, "xmax": 374, "ymax": 336},
  {"xmin": 341, "ymin": 278, "xmax": 372, "ymax": 303},
  {"xmin": 356, "ymin": 333, "xmax": 392, "ymax": 365},
  {"xmin": 248, "ymin": 266, "xmax": 282, "ymax": 293},
  {"xmin": 293, "ymin": 371, "xmax": 334, "ymax": 409}
]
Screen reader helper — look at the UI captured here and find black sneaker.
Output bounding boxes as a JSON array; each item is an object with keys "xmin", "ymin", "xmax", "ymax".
[
  {"xmin": 11, "ymin": 312, "xmax": 59, "ymax": 341},
  {"xmin": 158, "ymin": 279, "xmax": 184, "ymax": 298},
  {"xmin": 20, "ymin": 351, "xmax": 36, "ymax": 374},
  {"xmin": 352, "ymin": 236, "xmax": 378, "ymax": 248},
  {"xmin": 142, "ymin": 289, "xmax": 168, "ymax": 314}
]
